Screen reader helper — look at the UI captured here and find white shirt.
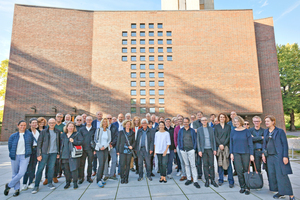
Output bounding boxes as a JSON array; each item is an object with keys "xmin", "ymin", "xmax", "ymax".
[
  {"xmin": 154, "ymin": 131, "xmax": 171, "ymax": 154},
  {"xmin": 97, "ymin": 120, "xmax": 101, "ymax": 129},
  {"xmin": 101, "ymin": 131, "xmax": 108, "ymax": 147},
  {"xmin": 32, "ymin": 129, "xmax": 39, "ymax": 146},
  {"xmin": 16, "ymin": 132, "xmax": 25, "ymax": 155},
  {"xmin": 86, "ymin": 126, "xmax": 92, "ymax": 132},
  {"xmin": 190, "ymin": 122, "xmax": 193, "ymax": 129},
  {"xmin": 118, "ymin": 121, "xmax": 123, "ymax": 131}
]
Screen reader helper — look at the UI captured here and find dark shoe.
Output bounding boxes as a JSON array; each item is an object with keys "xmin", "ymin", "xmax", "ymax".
[
  {"xmin": 148, "ymin": 177, "xmax": 152, "ymax": 181},
  {"xmin": 74, "ymin": 182, "xmax": 78, "ymax": 189},
  {"xmin": 121, "ymin": 179, "xmax": 125, "ymax": 184},
  {"xmin": 197, "ymin": 176, "xmax": 202, "ymax": 180},
  {"xmin": 151, "ymin": 173, "xmax": 155, "ymax": 177},
  {"xmin": 218, "ymin": 182, "xmax": 223, "ymax": 186},
  {"xmin": 87, "ymin": 178, "xmax": 93, "ymax": 183},
  {"xmin": 159, "ymin": 178, "xmax": 163, "ymax": 183},
  {"xmin": 180, "ymin": 176, "xmax": 187, "ymax": 181},
  {"xmin": 163, "ymin": 179, "xmax": 167, "ymax": 183},
  {"xmin": 157, "ymin": 170, "xmax": 160, "ymax": 173},
  {"xmin": 108, "ymin": 176, "xmax": 117, "ymax": 180},
  {"xmin": 13, "ymin": 189, "xmax": 20, "ymax": 197},
  {"xmin": 229, "ymin": 184, "xmax": 234, "ymax": 188},
  {"xmin": 205, "ymin": 181, "xmax": 210, "ymax": 187},
  {"xmin": 194, "ymin": 182, "xmax": 200, "ymax": 188},
  {"xmin": 78, "ymin": 179, "xmax": 84, "ymax": 184},
  {"xmin": 64, "ymin": 182, "xmax": 70, "ymax": 189},
  {"xmin": 130, "ymin": 168, "xmax": 135, "ymax": 172},
  {"xmin": 138, "ymin": 177, "xmax": 143, "ymax": 181},
  {"xmin": 211, "ymin": 180, "xmax": 219, "ymax": 188},
  {"xmin": 4, "ymin": 183, "xmax": 10, "ymax": 196},
  {"xmin": 135, "ymin": 171, "xmax": 139, "ymax": 174},
  {"xmin": 185, "ymin": 180, "xmax": 193, "ymax": 185},
  {"xmin": 245, "ymin": 190, "xmax": 250, "ymax": 195},
  {"xmin": 240, "ymin": 189, "xmax": 245, "ymax": 194},
  {"xmin": 273, "ymin": 193, "xmax": 285, "ymax": 199},
  {"xmin": 103, "ymin": 176, "xmax": 109, "ymax": 181},
  {"xmin": 233, "ymin": 171, "xmax": 237, "ymax": 176},
  {"xmin": 92, "ymin": 172, "xmax": 96, "ymax": 176},
  {"xmin": 125, "ymin": 179, "xmax": 128, "ymax": 184}
]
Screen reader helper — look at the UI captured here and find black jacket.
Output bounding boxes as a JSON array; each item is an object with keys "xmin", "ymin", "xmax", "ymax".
[
  {"xmin": 76, "ymin": 124, "xmax": 84, "ymax": 132},
  {"xmin": 110, "ymin": 124, "xmax": 118, "ymax": 148},
  {"xmin": 79, "ymin": 126, "xmax": 96, "ymax": 151},
  {"xmin": 197, "ymin": 126, "xmax": 217, "ymax": 152},
  {"xmin": 165, "ymin": 127, "xmax": 175, "ymax": 150},
  {"xmin": 214, "ymin": 124, "xmax": 231, "ymax": 147},
  {"xmin": 135, "ymin": 127, "xmax": 154, "ymax": 155},
  {"xmin": 249, "ymin": 127, "xmax": 265, "ymax": 149},
  {"xmin": 116, "ymin": 129, "xmax": 135, "ymax": 154},
  {"xmin": 37, "ymin": 127, "xmax": 61, "ymax": 157}
]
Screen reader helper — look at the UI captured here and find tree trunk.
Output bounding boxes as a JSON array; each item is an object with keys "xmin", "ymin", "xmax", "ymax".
[{"xmin": 290, "ymin": 109, "xmax": 296, "ymax": 131}]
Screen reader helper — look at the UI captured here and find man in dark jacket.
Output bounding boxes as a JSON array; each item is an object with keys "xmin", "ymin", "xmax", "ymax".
[
  {"xmin": 165, "ymin": 118, "xmax": 175, "ymax": 179},
  {"xmin": 32, "ymin": 118, "xmax": 60, "ymax": 194},
  {"xmin": 78, "ymin": 116, "xmax": 96, "ymax": 184},
  {"xmin": 135, "ymin": 118, "xmax": 154, "ymax": 181}
]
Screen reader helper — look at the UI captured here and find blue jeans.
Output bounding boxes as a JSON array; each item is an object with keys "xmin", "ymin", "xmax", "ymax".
[
  {"xmin": 23, "ymin": 147, "xmax": 37, "ymax": 185},
  {"xmin": 167, "ymin": 150, "xmax": 175, "ymax": 175},
  {"xmin": 35, "ymin": 153, "xmax": 57, "ymax": 187},
  {"xmin": 218, "ymin": 157, "xmax": 234, "ymax": 185},
  {"xmin": 8, "ymin": 155, "xmax": 30, "ymax": 190}
]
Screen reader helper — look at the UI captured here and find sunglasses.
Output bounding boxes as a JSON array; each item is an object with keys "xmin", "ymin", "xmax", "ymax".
[{"xmin": 244, "ymin": 123, "xmax": 249, "ymax": 125}]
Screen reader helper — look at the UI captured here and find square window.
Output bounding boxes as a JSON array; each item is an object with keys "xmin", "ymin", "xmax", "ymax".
[
  {"xmin": 158, "ymin": 47, "xmax": 163, "ymax": 53},
  {"xmin": 158, "ymin": 64, "xmax": 164, "ymax": 69},
  {"xmin": 149, "ymin": 72, "xmax": 155, "ymax": 78},
  {"xmin": 140, "ymin": 31, "xmax": 145, "ymax": 37},
  {"xmin": 140, "ymin": 90, "xmax": 146, "ymax": 96},
  {"xmin": 149, "ymin": 81, "xmax": 155, "ymax": 86},
  {"xmin": 131, "ymin": 31, "xmax": 136, "ymax": 37},
  {"xmin": 140, "ymin": 23, "xmax": 145, "ymax": 29},
  {"xmin": 158, "ymin": 72, "xmax": 164, "ymax": 78},
  {"xmin": 140, "ymin": 47, "xmax": 145, "ymax": 53},
  {"xmin": 167, "ymin": 39, "xmax": 172, "ymax": 44},
  {"xmin": 131, "ymin": 56, "xmax": 136, "ymax": 61},
  {"xmin": 149, "ymin": 90, "xmax": 155, "ymax": 95},
  {"xmin": 131, "ymin": 23, "xmax": 136, "ymax": 29},
  {"xmin": 131, "ymin": 39, "xmax": 136, "ymax": 45},
  {"xmin": 158, "ymin": 31, "xmax": 163, "ymax": 36},
  {"xmin": 131, "ymin": 98, "xmax": 136, "ymax": 105},
  {"xmin": 159, "ymin": 98, "xmax": 165, "ymax": 104},
  {"xmin": 150, "ymin": 108, "xmax": 155, "ymax": 113},
  {"xmin": 149, "ymin": 39, "xmax": 154, "ymax": 45},
  {"xmin": 159, "ymin": 89, "xmax": 164, "ymax": 95},
  {"xmin": 149, "ymin": 47, "xmax": 154, "ymax": 53},
  {"xmin": 131, "ymin": 47, "xmax": 136, "ymax": 53},
  {"xmin": 149, "ymin": 56, "xmax": 154, "ymax": 61},
  {"xmin": 140, "ymin": 72, "xmax": 146, "ymax": 78},
  {"xmin": 122, "ymin": 56, "xmax": 127, "ymax": 61},
  {"xmin": 131, "ymin": 81, "xmax": 136, "ymax": 87},
  {"xmin": 131, "ymin": 90, "xmax": 136, "ymax": 95},
  {"xmin": 140, "ymin": 98, "xmax": 146, "ymax": 104},
  {"xmin": 122, "ymin": 48, "xmax": 127, "ymax": 53},
  {"xmin": 131, "ymin": 107, "xmax": 136, "ymax": 113},
  {"xmin": 140, "ymin": 56, "xmax": 145, "ymax": 61},
  {"xmin": 167, "ymin": 47, "xmax": 172, "ymax": 53},
  {"xmin": 167, "ymin": 31, "xmax": 172, "ymax": 36},
  {"xmin": 158, "ymin": 55, "xmax": 163, "ymax": 61},
  {"xmin": 140, "ymin": 64, "xmax": 146, "ymax": 70},
  {"xmin": 131, "ymin": 64, "xmax": 136, "ymax": 70},
  {"xmin": 140, "ymin": 39, "xmax": 145, "ymax": 45},
  {"xmin": 150, "ymin": 98, "xmax": 155, "ymax": 104},
  {"xmin": 149, "ymin": 23, "xmax": 154, "ymax": 29},
  {"xmin": 159, "ymin": 108, "xmax": 165, "ymax": 113},
  {"xmin": 122, "ymin": 39, "xmax": 127, "ymax": 45},
  {"xmin": 140, "ymin": 108, "xmax": 146, "ymax": 114},
  {"xmin": 140, "ymin": 81, "xmax": 146, "ymax": 87},
  {"xmin": 158, "ymin": 23, "xmax": 163, "ymax": 29},
  {"xmin": 149, "ymin": 64, "xmax": 155, "ymax": 69},
  {"xmin": 122, "ymin": 31, "xmax": 127, "ymax": 37},
  {"xmin": 167, "ymin": 55, "xmax": 173, "ymax": 61},
  {"xmin": 158, "ymin": 81, "xmax": 164, "ymax": 86},
  {"xmin": 149, "ymin": 31, "xmax": 154, "ymax": 37},
  {"xmin": 158, "ymin": 39, "xmax": 163, "ymax": 45},
  {"xmin": 131, "ymin": 72, "xmax": 136, "ymax": 78}
]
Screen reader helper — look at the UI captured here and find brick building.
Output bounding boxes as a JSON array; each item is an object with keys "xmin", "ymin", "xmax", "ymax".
[{"xmin": 1, "ymin": 3, "xmax": 284, "ymax": 141}]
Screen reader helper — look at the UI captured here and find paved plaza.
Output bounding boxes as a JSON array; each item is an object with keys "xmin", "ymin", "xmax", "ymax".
[{"xmin": 0, "ymin": 145, "xmax": 299, "ymax": 200}]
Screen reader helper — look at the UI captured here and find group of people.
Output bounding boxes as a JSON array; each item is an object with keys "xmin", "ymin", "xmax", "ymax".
[{"xmin": 4, "ymin": 111, "xmax": 295, "ymax": 200}]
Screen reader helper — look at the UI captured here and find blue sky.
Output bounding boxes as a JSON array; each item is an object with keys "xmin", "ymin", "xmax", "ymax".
[{"xmin": 0, "ymin": 0, "xmax": 299, "ymax": 62}]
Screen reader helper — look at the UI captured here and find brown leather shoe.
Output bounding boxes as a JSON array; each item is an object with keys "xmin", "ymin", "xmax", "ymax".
[
  {"xmin": 175, "ymin": 166, "xmax": 178, "ymax": 169},
  {"xmin": 53, "ymin": 178, "xmax": 58, "ymax": 183},
  {"xmin": 180, "ymin": 176, "xmax": 187, "ymax": 181},
  {"xmin": 92, "ymin": 172, "xmax": 96, "ymax": 176},
  {"xmin": 43, "ymin": 179, "xmax": 48, "ymax": 185},
  {"xmin": 191, "ymin": 177, "xmax": 193, "ymax": 182}
]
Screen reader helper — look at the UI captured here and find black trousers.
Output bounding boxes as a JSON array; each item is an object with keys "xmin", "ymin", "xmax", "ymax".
[
  {"xmin": 23, "ymin": 147, "xmax": 37, "ymax": 185},
  {"xmin": 138, "ymin": 147, "xmax": 151, "ymax": 178},
  {"xmin": 120, "ymin": 153, "xmax": 132, "ymax": 180},
  {"xmin": 150, "ymin": 155, "xmax": 154, "ymax": 172},
  {"xmin": 63, "ymin": 161, "xmax": 78, "ymax": 183},
  {"xmin": 93, "ymin": 153, "xmax": 97, "ymax": 173},
  {"xmin": 96, "ymin": 149, "xmax": 108, "ymax": 182},
  {"xmin": 233, "ymin": 153, "xmax": 250, "ymax": 189},
  {"xmin": 253, "ymin": 149, "xmax": 263, "ymax": 173},
  {"xmin": 134, "ymin": 153, "xmax": 139, "ymax": 172},
  {"xmin": 79, "ymin": 150, "xmax": 94, "ymax": 179},
  {"xmin": 196, "ymin": 153, "xmax": 203, "ymax": 177},
  {"xmin": 157, "ymin": 154, "xmax": 168, "ymax": 177},
  {"xmin": 203, "ymin": 149, "xmax": 215, "ymax": 180}
]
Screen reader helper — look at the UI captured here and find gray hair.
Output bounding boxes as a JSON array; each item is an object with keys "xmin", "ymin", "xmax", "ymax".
[{"xmin": 141, "ymin": 118, "xmax": 148, "ymax": 124}]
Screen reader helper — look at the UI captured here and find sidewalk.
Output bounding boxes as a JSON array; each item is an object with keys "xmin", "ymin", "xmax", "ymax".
[{"xmin": 0, "ymin": 145, "xmax": 299, "ymax": 200}]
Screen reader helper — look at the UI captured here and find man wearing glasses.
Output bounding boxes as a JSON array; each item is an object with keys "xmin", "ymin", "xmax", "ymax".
[{"xmin": 75, "ymin": 115, "xmax": 84, "ymax": 131}]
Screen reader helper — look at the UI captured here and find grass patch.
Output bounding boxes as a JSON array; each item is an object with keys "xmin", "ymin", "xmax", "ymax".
[{"xmin": 287, "ymin": 135, "xmax": 299, "ymax": 138}]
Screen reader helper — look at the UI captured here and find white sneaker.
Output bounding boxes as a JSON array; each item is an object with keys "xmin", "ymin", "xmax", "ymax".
[
  {"xmin": 224, "ymin": 176, "xmax": 228, "ymax": 182},
  {"xmin": 176, "ymin": 171, "xmax": 182, "ymax": 177},
  {"xmin": 167, "ymin": 175, "xmax": 173, "ymax": 179},
  {"xmin": 28, "ymin": 183, "xmax": 35, "ymax": 189},
  {"xmin": 22, "ymin": 185, "xmax": 28, "ymax": 191}
]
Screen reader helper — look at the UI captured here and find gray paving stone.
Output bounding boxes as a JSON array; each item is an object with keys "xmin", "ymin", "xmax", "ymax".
[
  {"xmin": 219, "ymin": 192, "xmax": 262, "ymax": 200},
  {"xmin": 187, "ymin": 193, "xmax": 224, "ymax": 200},
  {"xmin": 80, "ymin": 188, "xmax": 118, "ymax": 199},
  {"xmin": 117, "ymin": 185, "xmax": 150, "ymax": 199},
  {"xmin": 151, "ymin": 194, "xmax": 187, "ymax": 200}
]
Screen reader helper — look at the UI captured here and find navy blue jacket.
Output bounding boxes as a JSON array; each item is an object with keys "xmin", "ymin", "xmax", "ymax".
[
  {"xmin": 263, "ymin": 127, "xmax": 292, "ymax": 175},
  {"xmin": 8, "ymin": 130, "xmax": 34, "ymax": 160},
  {"xmin": 152, "ymin": 122, "xmax": 159, "ymax": 130},
  {"xmin": 177, "ymin": 127, "xmax": 197, "ymax": 151},
  {"xmin": 92, "ymin": 119, "xmax": 101, "ymax": 129}
]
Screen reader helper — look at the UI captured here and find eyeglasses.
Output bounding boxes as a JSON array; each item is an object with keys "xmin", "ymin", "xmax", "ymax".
[
  {"xmin": 107, "ymin": 118, "xmax": 112, "ymax": 120},
  {"xmin": 77, "ymin": 120, "xmax": 82, "ymax": 121},
  {"xmin": 244, "ymin": 123, "xmax": 249, "ymax": 125}
]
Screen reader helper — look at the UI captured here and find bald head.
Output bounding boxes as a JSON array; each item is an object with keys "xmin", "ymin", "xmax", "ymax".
[
  {"xmin": 48, "ymin": 118, "xmax": 56, "ymax": 130},
  {"xmin": 118, "ymin": 113, "xmax": 124, "ymax": 122}
]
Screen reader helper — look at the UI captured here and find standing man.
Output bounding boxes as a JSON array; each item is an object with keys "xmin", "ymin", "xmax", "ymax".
[
  {"xmin": 81, "ymin": 113, "xmax": 87, "ymax": 126},
  {"xmin": 75, "ymin": 115, "xmax": 84, "ymax": 131},
  {"xmin": 113, "ymin": 113, "xmax": 124, "ymax": 131},
  {"xmin": 178, "ymin": 118, "xmax": 200, "ymax": 189},
  {"xmin": 54, "ymin": 113, "xmax": 64, "ymax": 179},
  {"xmin": 32, "ymin": 118, "xmax": 60, "ymax": 194},
  {"xmin": 249, "ymin": 116, "xmax": 265, "ymax": 173},
  {"xmin": 174, "ymin": 115, "xmax": 186, "ymax": 180},
  {"xmin": 193, "ymin": 112, "xmax": 203, "ymax": 131},
  {"xmin": 62, "ymin": 114, "xmax": 71, "ymax": 125},
  {"xmin": 78, "ymin": 116, "xmax": 96, "ymax": 184},
  {"xmin": 151, "ymin": 114, "xmax": 159, "ymax": 129},
  {"xmin": 193, "ymin": 111, "xmax": 203, "ymax": 180},
  {"xmin": 91, "ymin": 111, "xmax": 103, "ymax": 176},
  {"xmin": 165, "ymin": 118, "xmax": 175, "ymax": 179}
]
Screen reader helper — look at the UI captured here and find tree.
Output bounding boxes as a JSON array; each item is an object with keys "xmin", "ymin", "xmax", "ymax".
[
  {"xmin": 277, "ymin": 43, "xmax": 300, "ymax": 131},
  {"xmin": 0, "ymin": 59, "xmax": 9, "ymax": 122}
]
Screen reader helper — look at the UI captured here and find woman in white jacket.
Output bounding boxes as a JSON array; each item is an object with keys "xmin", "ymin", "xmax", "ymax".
[{"xmin": 94, "ymin": 118, "xmax": 111, "ymax": 188}]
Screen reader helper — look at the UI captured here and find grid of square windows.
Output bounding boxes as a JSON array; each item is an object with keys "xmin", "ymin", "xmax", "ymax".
[
  {"xmin": 150, "ymin": 98, "xmax": 155, "ymax": 104},
  {"xmin": 149, "ymin": 81, "xmax": 155, "ymax": 87},
  {"xmin": 131, "ymin": 99, "xmax": 136, "ymax": 105},
  {"xmin": 131, "ymin": 107, "xmax": 136, "ymax": 113},
  {"xmin": 140, "ymin": 56, "xmax": 145, "ymax": 61},
  {"xmin": 149, "ymin": 64, "xmax": 155, "ymax": 70},
  {"xmin": 149, "ymin": 31, "xmax": 154, "ymax": 37},
  {"xmin": 140, "ymin": 98, "xmax": 146, "ymax": 104},
  {"xmin": 140, "ymin": 81, "xmax": 146, "ymax": 87},
  {"xmin": 140, "ymin": 90, "xmax": 146, "ymax": 96},
  {"xmin": 140, "ymin": 72, "xmax": 146, "ymax": 78},
  {"xmin": 122, "ymin": 48, "xmax": 127, "ymax": 53},
  {"xmin": 140, "ymin": 47, "xmax": 145, "ymax": 53},
  {"xmin": 131, "ymin": 47, "xmax": 136, "ymax": 53},
  {"xmin": 140, "ymin": 64, "xmax": 145, "ymax": 70},
  {"xmin": 131, "ymin": 81, "xmax": 136, "ymax": 87},
  {"xmin": 131, "ymin": 31, "xmax": 136, "ymax": 37},
  {"xmin": 150, "ymin": 108, "xmax": 155, "ymax": 113},
  {"xmin": 131, "ymin": 39, "xmax": 136, "ymax": 45},
  {"xmin": 158, "ymin": 64, "xmax": 164, "ymax": 69},
  {"xmin": 131, "ymin": 64, "xmax": 136, "ymax": 70},
  {"xmin": 122, "ymin": 31, "xmax": 127, "ymax": 37},
  {"xmin": 140, "ymin": 31, "xmax": 145, "ymax": 37}
]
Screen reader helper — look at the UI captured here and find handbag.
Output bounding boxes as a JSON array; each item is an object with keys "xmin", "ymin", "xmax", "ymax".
[
  {"xmin": 123, "ymin": 131, "xmax": 137, "ymax": 159},
  {"xmin": 243, "ymin": 161, "xmax": 263, "ymax": 189},
  {"xmin": 70, "ymin": 133, "xmax": 83, "ymax": 158}
]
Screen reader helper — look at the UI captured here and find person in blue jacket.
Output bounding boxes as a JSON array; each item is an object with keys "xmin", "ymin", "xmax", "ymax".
[
  {"xmin": 262, "ymin": 115, "xmax": 295, "ymax": 200},
  {"xmin": 4, "ymin": 120, "xmax": 33, "ymax": 197}
]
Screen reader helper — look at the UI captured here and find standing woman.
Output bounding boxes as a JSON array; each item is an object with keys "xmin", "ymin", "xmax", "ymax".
[
  {"xmin": 37, "ymin": 117, "xmax": 47, "ymax": 132},
  {"xmin": 132, "ymin": 116, "xmax": 141, "ymax": 174},
  {"xmin": 60, "ymin": 122, "xmax": 83, "ymax": 189},
  {"xmin": 116, "ymin": 120, "xmax": 135, "ymax": 184},
  {"xmin": 5, "ymin": 120, "xmax": 33, "ymax": 197},
  {"xmin": 262, "ymin": 115, "xmax": 295, "ymax": 200},
  {"xmin": 230, "ymin": 116, "xmax": 254, "ymax": 195},
  {"xmin": 154, "ymin": 121, "xmax": 171, "ymax": 183},
  {"xmin": 94, "ymin": 118, "xmax": 111, "ymax": 188}
]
